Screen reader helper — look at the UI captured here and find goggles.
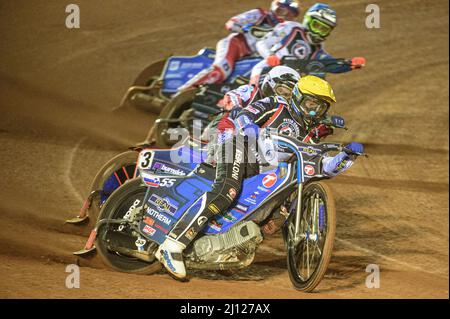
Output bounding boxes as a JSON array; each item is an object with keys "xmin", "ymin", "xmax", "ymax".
[
  {"xmin": 292, "ymin": 86, "xmax": 329, "ymax": 118},
  {"xmin": 309, "ymin": 19, "xmax": 333, "ymax": 37},
  {"xmin": 274, "ymin": 83, "xmax": 294, "ymax": 100}
]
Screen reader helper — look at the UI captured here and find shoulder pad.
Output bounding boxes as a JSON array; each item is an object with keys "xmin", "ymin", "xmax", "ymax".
[
  {"xmin": 275, "ymin": 95, "xmax": 289, "ymax": 105},
  {"xmin": 245, "ymin": 8, "xmax": 265, "ymax": 19},
  {"xmin": 256, "ymin": 8, "xmax": 267, "ymax": 15},
  {"xmin": 257, "ymin": 96, "xmax": 273, "ymax": 104},
  {"xmin": 235, "ymin": 84, "xmax": 253, "ymax": 94}
]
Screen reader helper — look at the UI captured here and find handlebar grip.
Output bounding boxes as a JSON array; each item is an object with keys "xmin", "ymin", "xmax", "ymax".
[
  {"xmin": 319, "ymin": 118, "xmax": 346, "ymax": 130},
  {"xmin": 341, "ymin": 147, "xmax": 369, "ymax": 158},
  {"xmin": 326, "ymin": 123, "xmax": 348, "ymax": 130}
]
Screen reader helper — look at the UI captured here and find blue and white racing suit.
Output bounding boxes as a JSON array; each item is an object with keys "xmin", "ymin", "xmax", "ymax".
[{"xmin": 250, "ymin": 21, "xmax": 353, "ymax": 83}]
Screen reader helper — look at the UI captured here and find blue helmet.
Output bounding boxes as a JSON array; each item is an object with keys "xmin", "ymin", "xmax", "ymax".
[{"xmin": 303, "ymin": 3, "xmax": 337, "ymax": 43}]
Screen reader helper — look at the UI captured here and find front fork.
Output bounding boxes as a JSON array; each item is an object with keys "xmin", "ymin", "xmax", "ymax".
[
  {"xmin": 294, "ymin": 183, "xmax": 303, "ymax": 242},
  {"xmin": 292, "ymin": 184, "xmax": 320, "ymax": 244},
  {"xmin": 141, "ymin": 186, "xmax": 153, "ymax": 213}
]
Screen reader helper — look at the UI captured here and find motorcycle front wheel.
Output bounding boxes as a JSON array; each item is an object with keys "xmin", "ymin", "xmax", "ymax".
[{"xmin": 286, "ymin": 182, "xmax": 336, "ymax": 292}]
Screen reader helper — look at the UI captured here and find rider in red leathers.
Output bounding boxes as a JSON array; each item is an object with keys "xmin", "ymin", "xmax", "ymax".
[{"xmin": 177, "ymin": 1, "xmax": 301, "ymax": 91}]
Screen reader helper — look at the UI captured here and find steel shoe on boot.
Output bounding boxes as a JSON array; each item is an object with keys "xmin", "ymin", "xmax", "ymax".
[{"xmin": 155, "ymin": 237, "xmax": 187, "ymax": 280}]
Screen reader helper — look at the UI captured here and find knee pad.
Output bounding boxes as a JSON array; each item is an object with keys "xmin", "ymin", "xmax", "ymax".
[
  {"xmin": 220, "ymin": 179, "xmax": 242, "ymax": 205},
  {"xmin": 194, "ymin": 65, "xmax": 225, "ymax": 84},
  {"xmin": 212, "ymin": 62, "xmax": 231, "ymax": 80},
  {"xmin": 207, "ymin": 178, "xmax": 242, "ymax": 215}
]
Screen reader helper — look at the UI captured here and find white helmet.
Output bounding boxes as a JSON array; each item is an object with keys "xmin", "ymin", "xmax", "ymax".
[{"xmin": 261, "ymin": 66, "xmax": 301, "ymax": 101}]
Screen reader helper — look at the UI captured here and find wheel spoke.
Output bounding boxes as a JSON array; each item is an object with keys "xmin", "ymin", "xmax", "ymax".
[
  {"xmin": 288, "ymin": 184, "xmax": 333, "ymax": 287},
  {"xmin": 300, "ymin": 242, "xmax": 305, "ymax": 280},
  {"xmin": 306, "ymin": 239, "xmax": 310, "ymax": 278},
  {"xmin": 310, "ymin": 242, "xmax": 317, "ymax": 264},
  {"xmin": 295, "ymin": 191, "xmax": 326, "ymax": 281}
]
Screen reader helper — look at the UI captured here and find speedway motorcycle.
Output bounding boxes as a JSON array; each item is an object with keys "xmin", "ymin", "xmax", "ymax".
[
  {"xmin": 117, "ymin": 25, "xmax": 274, "ymax": 114},
  {"xmin": 66, "ymin": 116, "xmax": 347, "ymax": 228},
  {"xmin": 118, "ymin": 34, "xmax": 363, "ymax": 118},
  {"xmin": 85, "ymin": 132, "xmax": 365, "ymax": 292},
  {"xmin": 66, "ymin": 55, "xmax": 355, "ymax": 227}
]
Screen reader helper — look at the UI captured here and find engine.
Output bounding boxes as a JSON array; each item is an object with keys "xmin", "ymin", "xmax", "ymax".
[{"xmin": 185, "ymin": 221, "xmax": 263, "ymax": 270}]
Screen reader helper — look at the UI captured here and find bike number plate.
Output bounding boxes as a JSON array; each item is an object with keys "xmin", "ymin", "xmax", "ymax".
[{"xmin": 138, "ymin": 150, "xmax": 154, "ymax": 169}]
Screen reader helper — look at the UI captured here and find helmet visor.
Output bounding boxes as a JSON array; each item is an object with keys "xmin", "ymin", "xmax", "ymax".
[
  {"xmin": 309, "ymin": 19, "xmax": 333, "ymax": 37},
  {"xmin": 299, "ymin": 95, "xmax": 329, "ymax": 118},
  {"xmin": 292, "ymin": 86, "xmax": 329, "ymax": 119},
  {"xmin": 274, "ymin": 83, "xmax": 294, "ymax": 101}
]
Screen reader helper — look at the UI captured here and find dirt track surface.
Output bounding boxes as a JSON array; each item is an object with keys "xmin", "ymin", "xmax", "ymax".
[{"xmin": 0, "ymin": 0, "xmax": 448, "ymax": 298}]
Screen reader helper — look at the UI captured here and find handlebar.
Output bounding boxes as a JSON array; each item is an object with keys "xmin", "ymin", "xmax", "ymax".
[
  {"xmin": 264, "ymin": 130, "xmax": 368, "ymax": 158},
  {"xmin": 339, "ymin": 146, "xmax": 369, "ymax": 158},
  {"xmin": 281, "ymin": 56, "xmax": 352, "ymax": 74},
  {"xmin": 319, "ymin": 117, "xmax": 348, "ymax": 131},
  {"xmin": 280, "ymin": 56, "xmax": 365, "ymax": 75}
]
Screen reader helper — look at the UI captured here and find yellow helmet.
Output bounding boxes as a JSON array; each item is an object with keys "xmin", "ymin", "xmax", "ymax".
[{"xmin": 289, "ymin": 75, "xmax": 336, "ymax": 121}]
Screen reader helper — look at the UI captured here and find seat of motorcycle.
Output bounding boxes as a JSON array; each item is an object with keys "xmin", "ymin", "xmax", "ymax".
[
  {"xmin": 237, "ymin": 53, "xmax": 261, "ymax": 61},
  {"xmin": 192, "ymin": 162, "xmax": 217, "ymax": 181},
  {"xmin": 147, "ymin": 161, "xmax": 216, "ymax": 182},
  {"xmin": 199, "ymin": 47, "xmax": 259, "ymax": 62},
  {"xmin": 233, "ymin": 75, "xmax": 249, "ymax": 85}
]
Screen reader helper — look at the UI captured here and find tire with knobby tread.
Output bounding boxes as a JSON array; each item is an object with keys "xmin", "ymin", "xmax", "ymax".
[{"xmin": 286, "ymin": 181, "xmax": 336, "ymax": 292}]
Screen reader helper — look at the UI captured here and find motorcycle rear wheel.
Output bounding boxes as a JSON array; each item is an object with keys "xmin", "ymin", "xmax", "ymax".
[
  {"xmin": 154, "ymin": 88, "xmax": 197, "ymax": 148},
  {"xmin": 121, "ymin": 59, "xmax": 169, "ymax": 113},
  {"xmin": 95, "ymin": 178, "xmax": 161, "ymax": 274},
  {"xmin": 133, "ymin": 59, "xmax": 167, "ymax": 87},
  {"xmin": 286, "ymin": 182, "xmax": 336, "ymax": 292},
  {"xmin": 87, "ymin": 150, "xmax": 139, "ymax": 226}
]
